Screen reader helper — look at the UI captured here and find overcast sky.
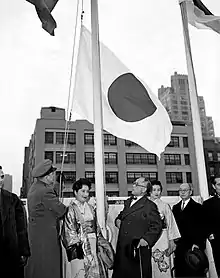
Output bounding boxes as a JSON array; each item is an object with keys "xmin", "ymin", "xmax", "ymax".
[{"xmin": 0, "ymin": 0, "xmax": 219, "ymax": 195}]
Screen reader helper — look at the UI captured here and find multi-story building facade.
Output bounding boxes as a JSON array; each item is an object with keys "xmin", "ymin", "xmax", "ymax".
[
  {"xmin": 158, "ymin": 72, "xmax": 215, "ymax": 138},
  {"xmin": 21, "ymin": 106, "xmax": 200, "ymax": 197},
  {"xmin": 203, "ymin": 138, "xmax": 220, "ymax": 194}
]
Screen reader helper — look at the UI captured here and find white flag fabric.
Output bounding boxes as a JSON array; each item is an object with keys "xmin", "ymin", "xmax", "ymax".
[{"xmin": 72, "ymin": 25, "xmax": 172, "ymax": 157}]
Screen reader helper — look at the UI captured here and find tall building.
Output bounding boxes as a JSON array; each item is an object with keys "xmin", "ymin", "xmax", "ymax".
[
  {"xmin": 203, "ymin": 138, "xmax": 220, "ymax": 194},
  {"xmin": 158, "ymin": 72, "xmax": 215, "ymax": 138},
  {"xmin": 21, "ymin": 106, "xmax": 200, "ymax": 197},
  {"xmin": 4, "ymin": 174, "xmax": 13, "ymax": 192}
]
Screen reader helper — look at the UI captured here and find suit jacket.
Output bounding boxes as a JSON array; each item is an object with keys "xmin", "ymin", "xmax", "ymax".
[
  {"xmin": 0, "ymin": 189, "xmax": 30, "ymax": 277},
  {"xmin": 25, "ymin": 180, "xmax": 67, "ymax": 278},
  {"xmin": 112, "ymin": 195, "xmax": 162, "ymax": 278},
  {"xmin": 202, "ymin": 195, "xmax": 220, "ymax": 240},
  {"xmin": 172, "ymin": 198, "xmax": 204, "ymax": 249}
]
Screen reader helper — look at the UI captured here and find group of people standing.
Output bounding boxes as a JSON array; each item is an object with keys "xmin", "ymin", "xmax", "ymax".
[{"xmin": 0, "ymin": 159, "xmax": 220, "ymax": 278}]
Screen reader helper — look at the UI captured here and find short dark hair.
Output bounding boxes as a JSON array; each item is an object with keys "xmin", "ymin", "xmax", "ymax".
[
  {"xmin": 147, "ymin": 180, "xmax": 163, "ymax": 196},
  {"xmin": 72, "ymin": 178, "xmax": 91, "ymax": 195},
  {"xmin": 211, "ymin": 174, "xmax": 220, "ymax": 185}
]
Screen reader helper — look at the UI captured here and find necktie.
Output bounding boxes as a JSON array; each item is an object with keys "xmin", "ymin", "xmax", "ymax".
[{"xmin": 181, "ymin": 201, "xmax": 185, "ymax": 211}]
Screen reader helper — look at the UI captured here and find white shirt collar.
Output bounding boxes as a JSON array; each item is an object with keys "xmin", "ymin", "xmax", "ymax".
[{"xmin": 182, "ymin": 198, "xmax": 190, "ymax": 207}]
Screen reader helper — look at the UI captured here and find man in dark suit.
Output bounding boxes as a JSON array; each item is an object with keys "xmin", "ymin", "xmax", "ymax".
[
  {"xmin": 112, "ymin": 177, "xmax": 162, "ymax": 278},
  {"xmin": 0, "ymin": 166, "xmax": 30, "ymax": 278},
  {"xmin": 172, "ymin": 182, "xmax": 205, "ymax": 277},
  {"xmin": 25, "ymin": 159, "xmax": 67, "ymax": 278},
  {"xmin": 203, "ymin": 174, "xmax": 220, "ymax": 276}
]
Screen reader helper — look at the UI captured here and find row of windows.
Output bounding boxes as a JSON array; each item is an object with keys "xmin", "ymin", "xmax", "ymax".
[
  {"xmin": 46, "ymin": 151, "xmax": 190, "ymax": 166},
  {"xmin": 45, "ymin": 132, "xmax": 76, "ymax": 145},
  {"xmin": 207, "ymin": 152, "xmax": 220, "ymax": 162},
  {"xmin": 167, "ymin": 136, "xmax": 188, "ymax": 148},
  {"xmin": 55, "ymin": 171, "xmax": 192, "ymax": 184}
]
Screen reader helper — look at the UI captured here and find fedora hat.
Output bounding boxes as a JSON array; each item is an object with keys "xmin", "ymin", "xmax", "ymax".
[{"xmin": 185, "ymin": 248, "xmax": 209, "ymax": 273}]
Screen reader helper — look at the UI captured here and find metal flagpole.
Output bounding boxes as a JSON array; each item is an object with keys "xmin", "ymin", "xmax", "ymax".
[
  {"xmin": 90, "ymin": 0, "xmax": 107, "ymax": 237},
  {"xmin": 179, "ymin": 0, "xmax": 209, "ymax": 201}
]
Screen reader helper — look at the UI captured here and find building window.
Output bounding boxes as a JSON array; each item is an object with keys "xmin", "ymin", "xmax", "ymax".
[
  {"xmin": 45, "ymin": 132, "xmax": 54, "ymax": 144},
  {"xmin": 184, "ymin": 154, "xmax": 190, "ymax": 165},
  {"xmin": 55, "ymin": 132, "xmax": 76, "ymax": 145},
  {"xmin": 56, "ymin": 152, "xmax": 76, "ymax": 164},
  {"xmin": 186, "ymin": 172, "xmax": 192, "ymax": 183},
  {"xmin": 44, "ymin": 151, "xmax": 53, "ymax": 162},
  {"xmin": 85, "ymin": 171, "xmax": 95, "ymax": 184},
  {"xmin": 166, "ymin": 172, "xmax": 183, "ymax": 184},
  {"xmin": 85, "ymin": 152, "xmax": 94, "ymax": 164},
  {"xmin": 164, "ymin": 154, "xmax": 181, "ymax": 165},
  {"xmin": 126, "ymin": 153, "xmax": 157, "ymax": 164},
  {"xmin": 167, "ymin": 190, "xmax": 179, "ymax": 196},
  {"xmin": 178, "ymin": 79, "xmax": 186, "ymax": 91},
  {"xmin": 210, "ymin": 167, "xmax": 215, "ymax": 175},
  {"xmin": 183, "ymin": 137, "xmax": 188, "ymax": 148},
  {"xmin": 125, "ymin": 140, "xmax": 138, "ymax": 146},
  {"xmin": 180, "ymin": 101, "xmax": 188, "ymax": 105},
  {"xmin": 106, "ymin": 191, "xmax": 119, "ymax": 197},
  {"xmin": 104, "ymin": 134, "xmax": 117, "ymax": 145},
  {"xmin": 167, "ymin": 136, "xmax": 179, "ymax": 147},
  {"xmin": 106, "ymin": 172, "xmax": 118, "ymax": 183},
  {"xmin": 104, "ymin": 153, "xmax": 118, "ymax": 164},
  {"xmin": 217, "ymin": 153, "xmax": 220, "ymax": 162},
  {"xmin": 84, "ymin": 133, "xmax": 94, "ymax": 145},
  {"xmin": 181, "ymin": 111, "xmax": 188, "ymax": 115},
  {"xmin": 56, "ymin": 171, "xmax": 76, "ymax": 183},
  {"xmin": 127, "ymin": 172, "xmax": 158, "ymax": 184},
  {"xmin": 208, "ymin": 152, "xmax": 213, "ymax": 161}
]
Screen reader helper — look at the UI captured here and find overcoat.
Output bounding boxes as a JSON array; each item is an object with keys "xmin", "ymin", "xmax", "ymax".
[
  {"xmin": 112, "ymin": 195, "xmax": 162, "ymax": 278},
  {"xmin": 0, "ymin": 188, "xmax": 30, "ymax": 278},
  {"xmin": 172, "ymin": 198, "xmax": 205, "ymax": 277},
  {"xmin": 25, "ymin": 180, "xmax": 66, "ymax": 278},
  {"xmin": 203, "ymin": 195, "xmax": 220, "ymax": 276}
]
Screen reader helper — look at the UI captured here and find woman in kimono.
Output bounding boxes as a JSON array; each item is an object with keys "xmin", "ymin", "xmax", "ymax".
[
  {"xmin": 61, "ymin": 178, "xmax": 108, "ymax": 278},
  {"xmin": 147, "ymin": 180, "xmax": 181, "ymax": 278}
]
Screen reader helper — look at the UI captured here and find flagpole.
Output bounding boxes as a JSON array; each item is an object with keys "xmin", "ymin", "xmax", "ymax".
[
  {"xmin": 91, "ymin": 0, "xmax": 107, "ymax": 237},
  {"xmin": 179, "ymin": 0, "xmax": 209, "ymax": 200}
]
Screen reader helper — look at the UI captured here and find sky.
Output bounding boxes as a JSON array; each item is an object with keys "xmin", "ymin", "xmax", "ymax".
[{"xmin": 0, "ymin": 0, "xmax": 219, "ymax": 195}]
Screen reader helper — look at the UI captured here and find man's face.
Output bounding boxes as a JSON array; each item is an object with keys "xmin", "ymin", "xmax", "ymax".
[
  {"xmin": 0, "ymin": 169, "xmax": 5, "ymax": 188},
  {"xmin": 179, "ymin": 183, "xmax": 192, "ymax": 201},
  {"xmin": 44, "ymin": 171, "xmax": 55, "ymax": 185},
  {"xmin": 213, "ymin": 178, "xmax": 220, "ymax": 195},
  {"xmin": 131, "ymin": 177, "xmax": 146, "ymax": 196}
]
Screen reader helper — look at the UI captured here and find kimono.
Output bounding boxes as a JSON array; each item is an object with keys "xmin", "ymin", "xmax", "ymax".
[
  {"xmin": 151, "ymin": 198, "xmax": 180, "ymax": 278},
  {"xmin": 61, "ymin": 200, "xmax": 107, "ymax": 278}
]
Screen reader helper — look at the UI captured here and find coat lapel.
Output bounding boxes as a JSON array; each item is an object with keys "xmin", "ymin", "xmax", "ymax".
[{"xmin": 121, "ymin": 195, "xmax": 147, "ymax": 219}]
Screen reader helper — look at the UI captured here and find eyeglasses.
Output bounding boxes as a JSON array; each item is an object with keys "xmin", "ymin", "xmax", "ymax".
[
  {"xmin": 133, "ymin": 182, "xmax": 146, "ymax": 188},
  {"xmin": 179, "ymin": 189, "xmax": 190, "ymax": 193}
]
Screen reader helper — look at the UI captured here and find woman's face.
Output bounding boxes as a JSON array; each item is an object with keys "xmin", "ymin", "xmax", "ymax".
[
  {"xmin": 75, "ymin": 185, "xmax": 90, "ymax": 203},
  {"xmin": 150, "ymin": 184, "xmax": 162, "ymax": 200}
]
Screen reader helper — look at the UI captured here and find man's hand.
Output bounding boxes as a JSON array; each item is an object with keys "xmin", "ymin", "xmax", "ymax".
[
  {"xmin": 20, "ymin": 256, "xmax": 28, "ymax": 267},
  {"xmin": 115, "ymin": 219, "xmax": 121, "ymax": 229},
  {"xmin": 137, "ymin": 238, "xmax": 149, "ymax": 248},
  {"xmin": 192, "ymin": 244, "xmax": 199, "ymax": 251}
]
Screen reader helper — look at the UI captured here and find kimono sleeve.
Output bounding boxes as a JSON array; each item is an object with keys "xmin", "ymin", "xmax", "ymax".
[
  {"xmin": 61, "ymin": 206, "xmax": 80, "ymax": 249},
  {"xmin": 164, "ymin": 203, "xmax": 181, "ymax": 241},
  {"xmin": 43, "ymin": 188, "xmax": 66, "ymax": 218}
]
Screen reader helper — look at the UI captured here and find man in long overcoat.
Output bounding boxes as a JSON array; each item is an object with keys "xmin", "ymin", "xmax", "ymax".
[
  {"xmin": 172, "ymin": 183, "xmax": 205, "ymax": 277},
  {"xmin": 0, "ymin": 166, "xmax": 30, "ymax": 278},
  {"xmin": 203, "ymin": 174, "xmax": 220, "ymax": 276},
  {"xmin": 112, "ymin": 177, "xmax": 162, "ymax": 278},
  {"xmin": 25, "ymin": 159, "xmax": 67, "ymax": 278}
]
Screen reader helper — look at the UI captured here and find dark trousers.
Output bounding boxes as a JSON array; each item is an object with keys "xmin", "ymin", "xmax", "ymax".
[{"xmin": 211, "ymin": 238, "xmax": 220, "ymax": 276}]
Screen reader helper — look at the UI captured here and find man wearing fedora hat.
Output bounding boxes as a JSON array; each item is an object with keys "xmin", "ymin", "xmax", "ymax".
[
  {"xmin": 25, "ymin": 159, "xmax": 67, "ymax": 278},
  {"xmin": 203, "ymin": 174, "xmax": 220, "ymax": 277}
]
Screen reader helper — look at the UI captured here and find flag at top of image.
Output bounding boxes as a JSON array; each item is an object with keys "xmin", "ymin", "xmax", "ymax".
[
  {"xmin": 72, "ymin": 26, "xmax": 172, "ymax": 157},
  {"xmin": 180, "ymin": 0, "xmax": 220, "ymax": 34}
]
